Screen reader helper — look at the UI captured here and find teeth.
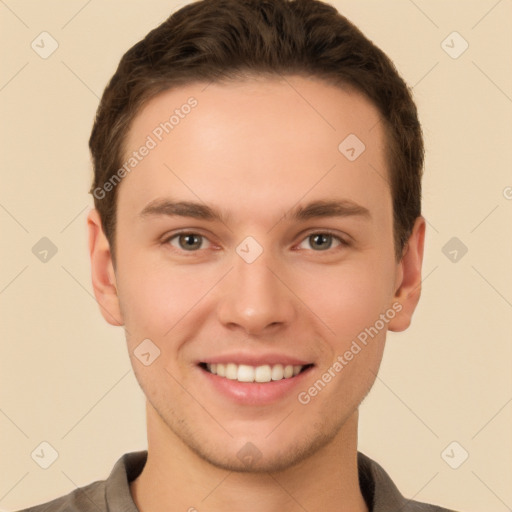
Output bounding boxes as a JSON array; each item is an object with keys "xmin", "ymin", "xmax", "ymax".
[
  {"xmin": 271, "ymin": 364, "xmax": 284, "ymax": 380},
  {"xmin": 226, "ymin": 363, "xmax": 238, "ymax": 380},
  {"xmin": 237, "ymin": 364, "xmax": 255, "ymax": 382},
  {"xmin": 254, "ymin": 364, "xmax": 271, "ymax": 382},
  {"xmin": 205, "ymin": 362, "xmax": 304, "ymax": 383}
]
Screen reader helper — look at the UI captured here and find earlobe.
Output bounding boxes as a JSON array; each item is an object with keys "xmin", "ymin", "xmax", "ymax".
[
  {"xmin": 87, "ymin": 209, "xmax": 124, "ymax": 326},
  {"xmin": 388, "ymin": 216, "xmax": 426, "ymax": 333}
]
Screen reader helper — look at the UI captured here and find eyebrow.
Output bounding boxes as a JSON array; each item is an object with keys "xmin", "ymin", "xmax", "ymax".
[
  {"xmin": 291, "ymin": 199, "xmax": 371, "ymax": 221},
  {"xmin": 139, "ymin": 198, "xmax": 371, "ymax": 224}
]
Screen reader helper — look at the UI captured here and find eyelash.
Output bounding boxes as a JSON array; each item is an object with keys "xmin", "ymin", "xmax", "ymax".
[{"xmin": 162, "ymin": 230, "xmax": 350, "ymax": 255}]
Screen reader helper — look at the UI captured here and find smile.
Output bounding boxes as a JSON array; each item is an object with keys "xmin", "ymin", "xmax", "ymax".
[{"xmin": 200, "ymin": 362, "xmax": 313, "ymax": 383}]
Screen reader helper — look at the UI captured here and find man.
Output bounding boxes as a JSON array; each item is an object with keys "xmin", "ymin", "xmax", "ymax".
[{"xmin": 19, "ymin": 0, "xmax": 460, "ymax": 510}]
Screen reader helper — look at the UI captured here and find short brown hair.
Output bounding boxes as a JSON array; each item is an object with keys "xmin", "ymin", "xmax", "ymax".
[{"xmin": 89, "ymin": 0, "xmax": 423, "ymax": 262}]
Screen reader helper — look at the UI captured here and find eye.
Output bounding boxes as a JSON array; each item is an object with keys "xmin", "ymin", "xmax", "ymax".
[
  {"xmin": 166, "ymin": 232, "xmax": 211, "ymax": 251},
  {"xmin": 297, "ymin": 232, "xmax": 346, "ymax": 252}
]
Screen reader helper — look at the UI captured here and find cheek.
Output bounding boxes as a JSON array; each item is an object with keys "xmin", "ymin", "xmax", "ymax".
[
  {"xmin": 115, "ymin": 248, "xmax": 203, "ymax": 334},
  {"xmin": 298, "ymin": 258, "xmax": 395, "ymax": 342}
]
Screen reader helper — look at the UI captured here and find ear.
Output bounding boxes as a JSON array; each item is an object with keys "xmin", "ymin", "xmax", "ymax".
[
  {"xmin": 87, "ymin": 208, "xmax": 124, "ymax": 326},
  {"xmin": 387, "ymin": 216, "xmax": 426, "ymax": 332}
]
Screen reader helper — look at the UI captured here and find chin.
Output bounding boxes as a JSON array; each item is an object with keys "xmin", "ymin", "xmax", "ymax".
[{"xmin": 183, "ymin": 426, "xmax": 339, "ymax": 474}]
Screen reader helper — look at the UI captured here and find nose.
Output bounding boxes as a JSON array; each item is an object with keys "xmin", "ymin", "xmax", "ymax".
[{"xmin": 216, "ymin": 247, "xmax": 297, "ymax": 336}]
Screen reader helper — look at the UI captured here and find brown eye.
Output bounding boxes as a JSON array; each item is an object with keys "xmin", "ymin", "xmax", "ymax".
[
  {"xmin": 168, "ymin": 233, "xmax": 208, "ymax": 251},
  {"xmin": 309, "ymin": 233, "xmax": 333, "ymax": 250}
]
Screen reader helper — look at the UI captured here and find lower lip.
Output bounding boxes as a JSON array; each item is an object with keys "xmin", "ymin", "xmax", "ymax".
[{"xmin": 199, "ymin": 365, "xmax": 314, "ymax": 406}]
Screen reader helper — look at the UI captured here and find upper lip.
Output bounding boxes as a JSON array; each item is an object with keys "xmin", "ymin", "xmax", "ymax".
[{"xmin": 198, "ymin": 353, "xmax": 313, "ymax": 367}]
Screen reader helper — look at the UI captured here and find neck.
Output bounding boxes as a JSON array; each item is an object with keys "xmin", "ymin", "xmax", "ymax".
[{"xmin": 130, "ymin": 403, "xmax": 368, "ymax": 512}]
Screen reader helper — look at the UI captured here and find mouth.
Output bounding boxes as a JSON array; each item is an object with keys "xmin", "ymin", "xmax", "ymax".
[{"xmin": 198, "ymin": 362, "xmax": 314, "ymax": 383}]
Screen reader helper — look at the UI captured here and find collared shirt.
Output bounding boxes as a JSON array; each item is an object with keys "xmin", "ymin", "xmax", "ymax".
[{"xmin": 16, "ymin": 450, "xmax": 458, "ymax": 512}]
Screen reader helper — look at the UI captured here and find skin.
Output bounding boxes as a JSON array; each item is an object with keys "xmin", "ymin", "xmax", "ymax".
[{"xmin": 88, "ymin": 75, "xmax": 425, "ymax": 512}]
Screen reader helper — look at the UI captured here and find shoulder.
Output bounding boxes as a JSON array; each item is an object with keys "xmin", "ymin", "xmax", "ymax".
[
  {"xmin": 13, "ymin": 479, "xmax": 107, "ymax": 512},
  {"xmin": 358, "ymin": 451, "xmax": 462, "ymax": 512},
  {"xmin": 14, "ymin": 451, "xmax": 147, "ymax": 512}
]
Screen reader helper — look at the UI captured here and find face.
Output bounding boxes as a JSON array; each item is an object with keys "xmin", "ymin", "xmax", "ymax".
[{"xmin": 89, "ymin": 75, "xmax": 424, "ymax": 473}]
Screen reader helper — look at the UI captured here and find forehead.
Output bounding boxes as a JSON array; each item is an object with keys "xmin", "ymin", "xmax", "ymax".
[{"xmin": 119, "ymin": 76, "xmax": 389, "ymax": 224}]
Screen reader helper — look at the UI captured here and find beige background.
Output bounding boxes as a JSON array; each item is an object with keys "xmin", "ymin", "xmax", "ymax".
[{"xmin": 1, "ymin": 1, "xmax": 511, "ymax": 510}]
